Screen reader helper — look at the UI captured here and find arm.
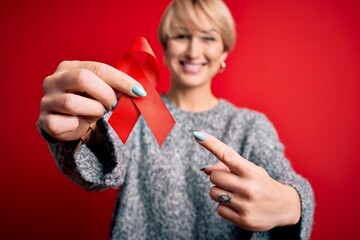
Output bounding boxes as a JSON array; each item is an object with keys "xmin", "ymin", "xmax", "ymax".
[
  {"xmin": 38, "ymin": 116, "xmax": 126, "ymax": 191},
  {"xmin": 244, "ymin": 114, "xmax": 314, "ymax": 239}
]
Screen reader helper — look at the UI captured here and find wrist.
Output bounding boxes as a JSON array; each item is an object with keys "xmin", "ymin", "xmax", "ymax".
[{"xmin": 280, "ymin": 184, "xmax": 301, "ymax": 226}]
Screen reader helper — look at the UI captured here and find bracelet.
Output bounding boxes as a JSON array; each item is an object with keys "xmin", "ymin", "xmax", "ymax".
[
  {"xmin": 80, "ymin": 122, "xmax": 97, "ymax": 144},
  {"xmin": 73, "ymin": 122, "xmax": 97, "ymax": 154}
]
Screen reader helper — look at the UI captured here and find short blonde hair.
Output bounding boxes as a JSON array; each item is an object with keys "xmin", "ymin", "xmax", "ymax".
[{"xmin": 158, "ymin": 0, "xmax": 236, "ymax": 52}]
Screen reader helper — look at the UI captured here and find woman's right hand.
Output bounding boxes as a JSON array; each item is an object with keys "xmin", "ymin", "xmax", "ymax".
[{"xmin": 38, "ymin": 60, "xmax": 146, "ymax": 142}]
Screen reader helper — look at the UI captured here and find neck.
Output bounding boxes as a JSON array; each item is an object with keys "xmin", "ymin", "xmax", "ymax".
[{"xmin": 165, "ymin": 83, "xmax": 219, "ymax": 112}]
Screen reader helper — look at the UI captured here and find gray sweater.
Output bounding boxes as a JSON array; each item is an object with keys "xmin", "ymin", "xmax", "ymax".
[{"xmin": 41, "ymin": 97, "xmax": 314, "ymax": 240}]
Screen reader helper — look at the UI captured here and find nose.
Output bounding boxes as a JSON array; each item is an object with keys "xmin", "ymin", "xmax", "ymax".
[{"xmin": 185, "ymin": 37, "xmax": 202, "ymax": 59}]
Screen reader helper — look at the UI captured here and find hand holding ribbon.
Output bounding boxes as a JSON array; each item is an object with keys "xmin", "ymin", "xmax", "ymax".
[{"xmin": 109, "ymin": 37, "xmax": 175, "ymax": 147}]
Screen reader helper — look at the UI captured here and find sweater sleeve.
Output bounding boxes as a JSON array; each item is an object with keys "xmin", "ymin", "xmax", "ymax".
[
  {"xmin": 242, "ymin": 112, "xmax": 315, "ymax": 240},
  {"xmin": 37, "ymin": 116, "xmax": 127, "ymax": 192}
]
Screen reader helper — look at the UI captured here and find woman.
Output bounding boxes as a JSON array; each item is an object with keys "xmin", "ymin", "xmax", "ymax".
[{"xmin": 38, "ymin": 0, "xmax": 314, "ymax": 239}]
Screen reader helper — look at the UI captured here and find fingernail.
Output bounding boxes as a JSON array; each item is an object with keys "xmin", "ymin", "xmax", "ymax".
[
  {"xmin": 200, "ymin": 164, "xmax": 213, "ymax": 171},
  {"xmin": 111, "ymin": 99, "xmax": 118, "ymax": 110},
  {"xmin": 132, "ymin": 84, "xmax": 147, "ymax": 97},
  {"xmin": 193, "ymin": 131, "xmax": 206, "ymax": 142},
  {"xmin": 104, "ymin": 108, "xmax": 109, "ymax": 114}
]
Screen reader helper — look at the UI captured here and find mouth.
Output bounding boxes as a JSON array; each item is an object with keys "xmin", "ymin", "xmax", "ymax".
[{"xmin": 179, "ymin": 61, "xmax": 206, "ymax": 73}]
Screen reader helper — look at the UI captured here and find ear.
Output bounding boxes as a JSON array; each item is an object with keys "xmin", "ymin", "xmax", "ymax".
[{"xmin": 220, "ymin": 51, "xmax": 228, "ymax": 63}]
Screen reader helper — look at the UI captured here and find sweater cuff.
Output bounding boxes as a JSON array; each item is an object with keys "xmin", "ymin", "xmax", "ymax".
[
  {"xmin": 272, "ymin": 176, "xmax": 314, "ymax": 240},
  {"xmin": 73, "ymin": 118, "xmax": 125, "ymax": 188},
  {"xmin": 37, "ymin": 118, "xmax": 125, "ymax": 190}
]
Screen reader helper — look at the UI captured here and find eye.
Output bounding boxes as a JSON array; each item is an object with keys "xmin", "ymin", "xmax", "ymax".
[
  {"xmin": 173, "ymin": 34, "xmax": 190, "ymax": 40},
  {"xmin": 202, "ymin": 35, "xmax": 216, "ymax": 42}
]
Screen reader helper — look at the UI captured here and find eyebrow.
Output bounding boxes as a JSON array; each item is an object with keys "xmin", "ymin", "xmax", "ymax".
[
  {"xmin": 200, "ymin": 29, "xmax": 220, "ymax": 34},
  {"xmin": 171, "ymin": 27, "xmax": 220, "ymax": 34}
]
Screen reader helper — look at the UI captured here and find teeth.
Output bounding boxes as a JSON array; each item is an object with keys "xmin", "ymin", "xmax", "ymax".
[{"xmin": 183, "ymin": 63, "xmax": 202, "ymax": 72}]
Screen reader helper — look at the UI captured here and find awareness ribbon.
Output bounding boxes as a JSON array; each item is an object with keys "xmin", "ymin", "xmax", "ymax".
[{"xmin": 108, "ymin": 37, "xmax": 175, "ymax": 147}]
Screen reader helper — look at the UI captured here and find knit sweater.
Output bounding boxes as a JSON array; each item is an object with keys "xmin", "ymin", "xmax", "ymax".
[{"xmin": 41, "ymin": 97, "xmax": 314, "ymax": 240}]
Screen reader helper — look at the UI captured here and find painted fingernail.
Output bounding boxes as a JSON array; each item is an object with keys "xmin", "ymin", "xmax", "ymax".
[
  {"xmin": 200, "ymin": 164, "xmax": 213, "ymax": 171},
  {"xmin": 111, "ymin": 99, "xmax": 118, "ymax": 110},
  {"xmin": 104, "ymin": 108, "xmax": 109, "ymax": 114},
  {"xmin": 193, "ymin": 131, "xmax": 206, "ymax": 142},
  {"xmin": 132, "ymin": 84, "xmax": 147, "ymax": 97}
]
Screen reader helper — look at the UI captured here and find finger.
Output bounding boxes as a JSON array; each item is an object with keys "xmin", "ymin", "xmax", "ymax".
[
  {"xmin": 209, "ymin": 170, "xmax": 248, "ymax": 196},
  {"xmin": 59, "ymin": 61, "xmax": 147, "ymax": 98},
  {"xmin": 39, "ymin": 113, "xmax": 79, "ymax": 136},
  {"xmin": 55, "ymin": 69, "xmax": 118, "ymax": 111},
  {"xmin": 193, "ymin": 131, "xmax": 254, "ymax": 176},
  {"xmin": 217, "ymin": 204, "xmax": 242, "ymax": 227},
  {"xmin": 210, "ymin": 186, "xmax": 241, "ymax": 209},
  {"xmin": 41, "ymin": 93, "xmax": 105, "ymax": 118},
  {"xmin": 202, "ymin": 161, "xmax": 229, "ymax": 175},
  {"xmin": 39, "ymin": 114, "xmax": 92, "ymax": 141}
]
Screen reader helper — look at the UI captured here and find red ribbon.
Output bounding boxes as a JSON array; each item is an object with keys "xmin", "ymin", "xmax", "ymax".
[{"xmin": 108, "ymin": 37, "xmax": 175, "ymax": 147}]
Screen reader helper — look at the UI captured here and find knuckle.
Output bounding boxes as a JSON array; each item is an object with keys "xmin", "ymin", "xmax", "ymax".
[
  {"xmin": 234, "ymin": 181, "xmax": 243, "ymax": 193},
  {"xmin": 209, "ymin": 171, "xmax": 218, "ymax": 184},
  {"xmin": 209, "ymin": 186, "xmax": 217, "ymax": 198},
  {"xmin": 57, "ymin": 60, "xmax": 69, "ymax": 69},
  {"xmin": 90, "ymin": 62, "xmax": 108, "ymax": 77},
  {"xmin": 218, "ymin": 148, "xmax": 227, "ymax": 162},
  {"xmin": 234, "ymin": 212, "xmax": 245, "ymax": 226},
  {"xmin": 239, "ymin": 204, "xmax": 255, "ymax": 227},
  {"xmin": 60, "ymin": 94, "xmax": 77, "ymax": 112},
  {"xmin": 242, "ymin": 180, "xmax": 258, "ymax": 198},
  {"xmin": 249, "ymin": 184, "xmax": 261, "ymax": 197},
  {"xmin": 43, "ymin": 115, "xmax": 60, "ymax": 136},
  {"xmin": 39, "ymin": 96, "xmax": 48, "ymax": 111},
  {"xmin": 37, "ymin": 113, "xmax": 47, "ymax": 130},
  {"xmin": 220, "ymin": 147, "xmax": 237, "ymax": 164},
  {"xmin": 73, "ymin": 68, "xmax": 91, "ymax": 86},
  {"xmin": 248, "ymin": 165, "xmax": 267, "ymax": 180},
  {"xmin": 257, "ymin": 166, "xmax": 268, "ymax": 176},
  {"xmin": 57, "ymin": 60, "xmax": 74, "ymax": 71},
  {"xmin": 93, "ymin": 102, "xmax": 106, "ymax": 117},
  {"xmin": 42, "ymin": 75, "xmax": 55, "ymax": 94},
  {"xmin": 243, "ymin": 200, "xmax": 255, "ymax": 214}
]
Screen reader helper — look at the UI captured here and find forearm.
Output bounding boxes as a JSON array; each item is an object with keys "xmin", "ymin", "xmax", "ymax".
[{"xmin": 38, "ymin": 117, "xmax": 125, "ymax": 191}]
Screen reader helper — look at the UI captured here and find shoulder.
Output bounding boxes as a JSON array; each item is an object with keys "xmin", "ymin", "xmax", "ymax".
[
  {"xmin": 219, "ymin": 99, "xmax": 273, "ymax": 129},
  {"xmin": 219, "ymin": 99, "xmax": 281, "ymax": 147}
]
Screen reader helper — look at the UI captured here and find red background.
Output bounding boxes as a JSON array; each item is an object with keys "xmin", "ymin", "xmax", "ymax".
[{"xmin": 1, "ymin": 0, "xmax": 359, "ymax": 239}]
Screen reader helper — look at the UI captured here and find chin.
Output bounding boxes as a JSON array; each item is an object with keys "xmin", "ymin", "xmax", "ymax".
[
  {"xmin": 171, "ymin": 72, "xmax": 212, "ymax": 88},
  {"xmin": 178, "ymin": 80, "xmax": 210, "ymax": 89}
]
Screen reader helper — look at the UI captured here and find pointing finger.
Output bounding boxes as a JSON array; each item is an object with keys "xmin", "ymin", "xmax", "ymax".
[{"xmin": 193, "ymin": 131, "xmax": 254, "ymax": 176}]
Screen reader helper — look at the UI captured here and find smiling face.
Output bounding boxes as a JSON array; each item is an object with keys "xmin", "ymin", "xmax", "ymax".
[{"xmin": 164, "ymin": 11, "xmax": 228, "ymax": 90}]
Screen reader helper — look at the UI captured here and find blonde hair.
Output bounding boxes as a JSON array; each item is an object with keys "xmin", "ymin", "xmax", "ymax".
[{"xmin": 158, "ymin": 0, "xmax": 236, "ymax": 52}]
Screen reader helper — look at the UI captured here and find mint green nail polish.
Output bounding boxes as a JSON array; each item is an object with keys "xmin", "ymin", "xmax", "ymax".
[
  {"xmin": 132, "ymin": 84, "xmax": 147, "ymax": 97},
  {"xmin": 111, "ymin": 99, "xmax": 118, "ymax": 110},
  {"xmin": 193, "ymin": 131, "xmax": 206, "ymax": 142}
]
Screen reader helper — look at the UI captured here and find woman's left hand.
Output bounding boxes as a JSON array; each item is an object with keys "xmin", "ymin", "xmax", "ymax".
[{"xmin": 194, "ymin": 132, "xmax": 301, "ymax": 231}]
